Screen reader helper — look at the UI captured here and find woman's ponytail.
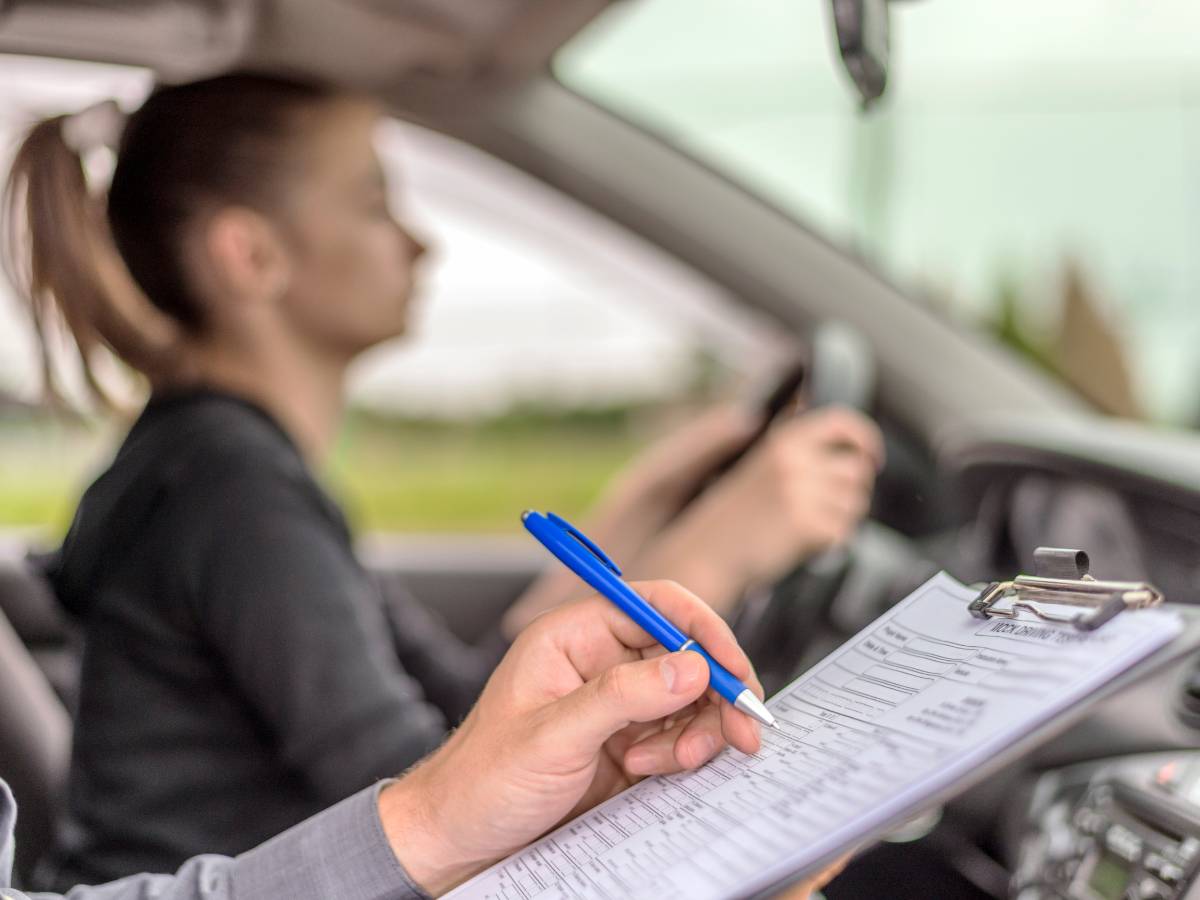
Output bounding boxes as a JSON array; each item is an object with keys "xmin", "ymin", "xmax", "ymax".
[
  {"xmin": 1, "ymin": 104, "xmax": 179, "ymax": 410},
  {"xmin": 4, "ymin": 74, "xmax": 343, "ymax": 410}
]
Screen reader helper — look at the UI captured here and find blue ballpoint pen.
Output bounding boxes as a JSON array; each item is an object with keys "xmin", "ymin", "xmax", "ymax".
[{"xmin": 522, "ymin": 510, "xmax": 777, "ymax": 729}]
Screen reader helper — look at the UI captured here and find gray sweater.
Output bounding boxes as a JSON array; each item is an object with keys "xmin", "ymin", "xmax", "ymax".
[{"xmin": 1, "ymin": 778, "xmax": 426, "ymax": 899}]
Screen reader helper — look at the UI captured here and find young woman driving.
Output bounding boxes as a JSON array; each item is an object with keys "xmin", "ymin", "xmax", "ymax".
[{"xmin": 3, "ymin": 72, "xmax": 881, "ymax": 887}]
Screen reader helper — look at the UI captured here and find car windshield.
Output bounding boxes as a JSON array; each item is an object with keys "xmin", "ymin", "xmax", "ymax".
[{"xmin": 557, "ymin": 0, "xmax": 1200, "ymax": 426}]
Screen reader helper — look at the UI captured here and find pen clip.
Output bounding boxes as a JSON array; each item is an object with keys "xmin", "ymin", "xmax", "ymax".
[{"xmin": 547, "ymin": 512, "xmax": 623, "ymax": 577}]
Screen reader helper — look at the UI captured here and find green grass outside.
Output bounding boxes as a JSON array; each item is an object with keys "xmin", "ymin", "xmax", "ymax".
[
  {"xmin": 0, "ymin": 407, "xmax": 648, "ymax": 539},
  {"xmin": 329, "ymin": 410, "xmax": 643, "ymax": 533},
  {"xmin": 0, "ymin": 416, "xmax": 117, "ymax": 538}
]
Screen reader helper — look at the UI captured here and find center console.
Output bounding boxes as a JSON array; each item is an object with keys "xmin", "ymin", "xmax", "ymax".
[{"xmin": 1012, "ymin": 754, "xmax": 1200, "ymax": 900}]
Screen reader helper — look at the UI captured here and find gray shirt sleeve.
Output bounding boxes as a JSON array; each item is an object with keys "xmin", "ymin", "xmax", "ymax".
[
  {"xmin": 0, "ymin": 780, "xmax": 429, "ymax": 900},
  {"xmin": 1, "ymin": 781, "xmax": 13, "ymax": 898}
]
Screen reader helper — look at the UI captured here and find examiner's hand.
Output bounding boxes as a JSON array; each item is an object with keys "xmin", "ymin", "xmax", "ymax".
[
  {"xmin": 769, "ymin": 852, "xmax": 851, "ymax": 898},
  {"xmin": 380, "ymin": 581, "xmax": 765, "ymax": 895}
]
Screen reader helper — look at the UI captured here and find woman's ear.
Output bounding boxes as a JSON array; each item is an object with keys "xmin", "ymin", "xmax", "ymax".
[{"xmin": 197, "ymin": 206, "xmax": 293, "ymax": 316}]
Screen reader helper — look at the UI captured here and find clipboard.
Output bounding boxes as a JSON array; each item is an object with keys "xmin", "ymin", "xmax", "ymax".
[
  {"xmin": 447, "ymin": 548, "xmax": 1200, "ymax": 900},
  {"xmin": 750, "ymin": 547, "xmax": 1200, "ymax": 899}
]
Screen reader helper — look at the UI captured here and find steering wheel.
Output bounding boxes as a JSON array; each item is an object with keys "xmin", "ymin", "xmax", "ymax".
[{"xmin": 726, "ymin": 321, "xmax": 893, "ymax": 693}]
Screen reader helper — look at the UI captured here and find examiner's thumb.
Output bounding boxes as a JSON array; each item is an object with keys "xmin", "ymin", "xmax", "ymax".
[{"xmin": 548, "ymin": 651, "xmax": 711, "ymax": 752}]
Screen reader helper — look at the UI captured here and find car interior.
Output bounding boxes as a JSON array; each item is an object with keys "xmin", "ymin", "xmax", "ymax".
[{"xmin": 2, "ymin": 1, "xmax": 1200, "ymax": 898}]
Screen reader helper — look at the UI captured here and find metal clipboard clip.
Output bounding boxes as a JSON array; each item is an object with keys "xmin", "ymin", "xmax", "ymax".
[{"xmin": 968, "ymin": 547, "xmax": 1164, "ymax": 632}]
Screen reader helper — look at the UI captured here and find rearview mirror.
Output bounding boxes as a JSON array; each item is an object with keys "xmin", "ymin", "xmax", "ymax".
[{"xmin": 829, "ymin": 0, "xmax": 890, "ymax": 109}]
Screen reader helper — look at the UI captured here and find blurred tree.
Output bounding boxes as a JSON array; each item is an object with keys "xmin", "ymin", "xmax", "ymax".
[{"xmin": 1051, "ymin": 259, "xmax": 1141, "ymax": 418}]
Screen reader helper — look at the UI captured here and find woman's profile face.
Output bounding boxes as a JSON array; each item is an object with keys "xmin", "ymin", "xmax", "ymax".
[{"xmin": 274, "ymin": 99, "xmax": 427, "ymax": 358}]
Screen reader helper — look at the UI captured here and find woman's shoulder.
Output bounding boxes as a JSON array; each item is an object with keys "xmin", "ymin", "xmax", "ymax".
[
  {"xmin": 142, "ymin": 390, "xmax": 342, "ymax": 529},
  {"xmin": 51, "ymin": 389, "xmax": 339, "ymax": 614},
  {"xmin": 130, "ymin": 388, "xmax": 306, "ymax": 480}
]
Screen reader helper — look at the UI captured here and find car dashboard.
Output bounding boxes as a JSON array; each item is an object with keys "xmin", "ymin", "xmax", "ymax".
[{"xmin": 1011, "ymin": 753, "xmax": 1200, "ymax": 900}]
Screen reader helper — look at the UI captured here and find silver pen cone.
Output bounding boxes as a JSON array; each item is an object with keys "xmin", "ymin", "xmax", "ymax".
[{"xmin": 733, "ymin": 689, "xmax": 777, "ymax": 729}]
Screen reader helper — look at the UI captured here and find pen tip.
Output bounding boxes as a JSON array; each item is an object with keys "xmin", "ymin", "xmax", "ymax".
[
  {"xmin": 733, "ymin": 691, "xmax": 777, "ymax": 731},
  {"xmin": 520, "ymin": 510, "xmax": 533, "ymax": 522}
]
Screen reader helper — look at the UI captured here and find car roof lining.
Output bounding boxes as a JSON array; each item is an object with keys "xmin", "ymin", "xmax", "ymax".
[{"xmin": 0, "ymin": 0, "xmax": 611, "ymax": 84}]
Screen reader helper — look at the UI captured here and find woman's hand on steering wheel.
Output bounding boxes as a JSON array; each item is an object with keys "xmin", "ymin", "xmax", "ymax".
[{"xmin": 631, "ymin": 406, "xmax": 883, "ymax": 617}]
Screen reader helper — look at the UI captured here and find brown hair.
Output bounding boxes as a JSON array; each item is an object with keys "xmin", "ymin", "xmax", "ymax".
[{"xmin": 2, "ymin": 72, "xmax": 342, "ymax": 408}]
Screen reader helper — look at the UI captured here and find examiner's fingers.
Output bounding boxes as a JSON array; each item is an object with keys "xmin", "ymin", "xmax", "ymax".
[
  {"xmin": 544, "ymin": 583, "xmax": 766, "ymax": 745},
  {"xmin": 540, "ymin": 649, "xmax": 712, "ymax": 754},
  {"xmin": 802, "ymin": 853, "xmax": 852, "ymax": 893},
  {"xmin": 624, "ymin": 701, "xmax": 727, "ymax": 776},
  {"xmin": 717, "ymin": 677, "xmax": 765, "ymax": 755},
  {"xmin": 606, "ymin": 700, "xmax": 701, "ymax": 763},
  {"xmin": 814, "ymin": 853, "xmax": 851, "ymax": 886},
  {"xmin": 770, "ymin": 852, "xmax": 850, "ymax": 899},
  {"xmin": 674, "ymin": 703, "xmax": 729, "ymax": 767},
  {"xmin": 622, "ymin": 670, "xmax": 766, "ymax": 774},
  {"xmin": 588, "ymin": 581, "xmax": 754, "ymax": 682},
  {"xmin": 623, "ymin": 716, "xmax": 699, "ymax": 776}
]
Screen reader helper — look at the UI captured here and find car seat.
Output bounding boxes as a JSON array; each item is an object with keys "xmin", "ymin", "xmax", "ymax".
[{"xmin": 0, "ymin": 555, "xmax": 74, "ymax": 886}]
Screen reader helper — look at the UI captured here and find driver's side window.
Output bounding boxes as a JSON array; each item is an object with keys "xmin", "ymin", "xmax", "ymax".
[{"xmin": 330, "ymin": 118, "xmax": 792, "ymax": 538}]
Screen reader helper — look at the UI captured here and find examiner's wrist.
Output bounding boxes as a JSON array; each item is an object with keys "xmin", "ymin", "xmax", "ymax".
[{"xmin": 378, "ymin": 763, "xmax": 477, "ymax": 897}]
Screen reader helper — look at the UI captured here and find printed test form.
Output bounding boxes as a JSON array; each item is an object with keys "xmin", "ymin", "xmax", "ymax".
[{"xmin": 447, "ymin": 573, "xmax": 1182, "ymax": 900}]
